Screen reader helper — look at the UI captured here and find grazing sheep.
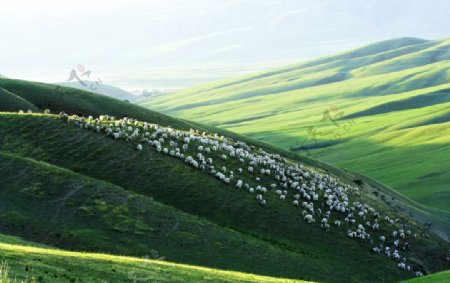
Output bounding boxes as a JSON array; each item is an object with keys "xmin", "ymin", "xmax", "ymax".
[
  {"xmin": 63, "ymin": 113, "xmax": 425, "ymax": 276},
  {"xmin": 393, "ymin": 250, "xmax": 401, "ymax": 261},
  {"xmin": 372, "ymin": 247, "xmax": 381, "ymax": 254},
  {"xmin": 304, "ymin": 214, "xmax": 315, "ymax": 224}
]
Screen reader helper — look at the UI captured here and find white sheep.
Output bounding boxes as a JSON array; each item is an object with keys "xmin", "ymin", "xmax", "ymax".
[
  {"xmin": 68, "ymin": 114, "xmax": 424, "ymax": 269},
  {"xmin": 304, "ymin": 214, "xmax": 315, "ymax": 224}
]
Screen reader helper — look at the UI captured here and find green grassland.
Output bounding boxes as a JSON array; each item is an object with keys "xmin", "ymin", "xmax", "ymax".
[
  {"xmin": 0, "ymin": 78, "xmax": 449, "ymax": 282},
  {"xmin": 402, "ymin": 269, "xmax": 450, "ymax": 283},
  {"xmin": 138, "ymin": 37, "xmax": 450, "ymax": 214},
  {"xmin": 0, "ymin": 234, "xmax": 307, "ymax": 283}
]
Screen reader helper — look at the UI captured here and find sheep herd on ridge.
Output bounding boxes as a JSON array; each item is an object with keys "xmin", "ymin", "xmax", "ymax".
[{"xmin": 18, "ymin": 109, "xmax": 444, "ymax": 277}]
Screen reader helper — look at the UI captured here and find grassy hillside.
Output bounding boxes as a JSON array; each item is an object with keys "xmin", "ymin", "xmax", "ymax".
[
  {"xmin": 0, "ymin": 87, "xmax": 39, "ymax": 113},
  {"xmin": 138, "ymin": 37, "xmax": 450, "ymax": 214},
  {"xmin": 0, "ymin": 149, "xmax": 337, "ymax": 281},
  {"xmin": 0, "ymin": 113, "xmax": 424, "ymax": 283},
  {"xmin": 0, "ymin": 234, "xmax": 306, "ymax": 283},
  {"xmin": 0, "ymin": 79, "xmax": 448, "ymax": 282},
  {"xmin": 402, "ymin": 269, "xmax": 450, "ymax": 283}
]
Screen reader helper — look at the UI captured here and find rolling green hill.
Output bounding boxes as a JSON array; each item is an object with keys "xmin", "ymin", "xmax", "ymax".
[
  {"xmin": 138, "ymin": 37, "xmax": 450, "ymax": 214},
  {"xmin": 0, "ymin": 87, "xmax": 39, "ymax": 113},
  {"xmin": 0, "ymin": 78, "xmax": 449, "ymax": 282},
  {"xmin": 0, "ymin": 148, "xmax": 340, "ymax": 281},
  {"xmin": 0, "ymin": 234, "xmax": 306, "ymax": 283}
]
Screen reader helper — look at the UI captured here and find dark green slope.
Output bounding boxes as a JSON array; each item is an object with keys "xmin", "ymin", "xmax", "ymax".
[
  {"xmin": 0, "ymin": 114, "xmax": 417, "ymax": 283},
  {"xmin": 0, "ymin": 87, "xmax": 39, "ymax": 112},
  {"xmin": 0, "ymin": 77, "xmax": 188, "ymax": 130},
  {"xmin": 0, "ymin": 151, "xmax": 319, "ymax": 281}
]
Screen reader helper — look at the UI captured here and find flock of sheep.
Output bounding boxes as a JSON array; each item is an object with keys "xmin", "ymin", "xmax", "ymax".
[{"xmin": 20, "ymin": 110, "xmax": 435, "ymax": 277}]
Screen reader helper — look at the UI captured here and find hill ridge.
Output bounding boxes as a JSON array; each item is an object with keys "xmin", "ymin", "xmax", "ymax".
[{"xmin": 138, "ymin": 37, "xmax": 450, "ymax": 214}]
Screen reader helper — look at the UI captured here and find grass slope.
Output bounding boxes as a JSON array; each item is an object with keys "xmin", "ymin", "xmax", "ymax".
[
  {"xmin": 0, "ymin": 79, "xmax": 449, "ymax": 281},
  {"xmin": 402, "ymin": 270, "xmax": 450, "ymax": 283},
  {"xmin": 0, "ymin": 234, "xmax": 306, "ymax": 283},
  {"xmin": 138, "ymin": 37, "xmax": 450, "ymax": 214},
  {"xmin": 0, "ymin": 113, "xmax": 425, "ymax": 283},
  {"xmin": 0, "ymin": 87, "xmax": 38, "ymax": 113},
  {"xmin": 0, "ymin": 149, "xmax": 333, "ymax": 281}
]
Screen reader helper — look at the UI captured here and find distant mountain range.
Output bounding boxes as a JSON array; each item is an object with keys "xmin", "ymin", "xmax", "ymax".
[{"xmin": 58, "ymin": 81, "xmax": 138, "ymax": 101}]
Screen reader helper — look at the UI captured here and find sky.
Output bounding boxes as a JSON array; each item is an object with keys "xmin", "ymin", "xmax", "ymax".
[{"xmin": 1, "ymin": 0, "xmax": 449, "ymax": 91}]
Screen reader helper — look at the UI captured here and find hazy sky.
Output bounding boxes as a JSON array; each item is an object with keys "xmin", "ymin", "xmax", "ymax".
[{"xmin": 1, "ymin": 0, "xmax": 449, "ymax": 90}]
